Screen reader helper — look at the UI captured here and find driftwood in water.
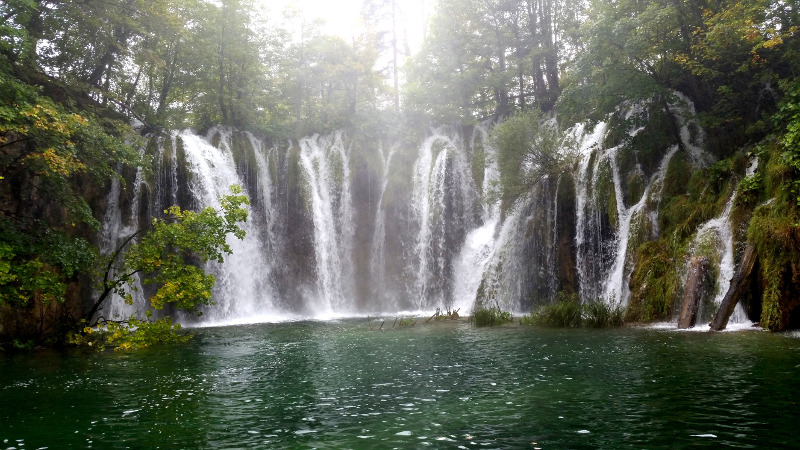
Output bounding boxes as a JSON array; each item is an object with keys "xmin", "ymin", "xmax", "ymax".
[
  {"xmin": 426, "ymin": 307, "xmax": 461, "ymax": 323},
  {"xmin": 678, "ymin": 256, "xmax": 711, "ymax": 329},
  {"xmin": 710, "ymin": 243, "xmax": 758, "ymax": 331}
]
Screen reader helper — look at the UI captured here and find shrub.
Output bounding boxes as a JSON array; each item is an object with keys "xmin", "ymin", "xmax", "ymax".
[
  {"xmin": 521, "ymin": 293, "xmax": 624, "ymax": 328},
  {"xmin": 471, "ymin": 307, "xmax": 513, "ymax": 327}
]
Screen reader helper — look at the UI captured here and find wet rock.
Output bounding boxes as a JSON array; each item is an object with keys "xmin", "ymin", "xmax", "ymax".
[{"xmin": 678, "ymin": 256, "xmax": 711, "ymax": 329}]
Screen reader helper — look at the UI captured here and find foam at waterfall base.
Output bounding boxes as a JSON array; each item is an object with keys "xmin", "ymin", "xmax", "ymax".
[
  {"xmin": 188, "ymin": 309, "xmax": 446, "ymax": 328},
  {"xmin": 646, "ymin": 320, "xmax": 759, "ymax": 332}
]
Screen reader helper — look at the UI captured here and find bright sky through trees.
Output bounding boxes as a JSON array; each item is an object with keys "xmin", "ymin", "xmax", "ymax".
[{"xmin": 269, "ymin": 0, "xmax": 430, "ymax": 53}]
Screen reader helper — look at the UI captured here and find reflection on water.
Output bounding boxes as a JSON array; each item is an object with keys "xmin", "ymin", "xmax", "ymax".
[{"xmin": 1, "ymin": 321, "xmax": 799, "ymax": 448}]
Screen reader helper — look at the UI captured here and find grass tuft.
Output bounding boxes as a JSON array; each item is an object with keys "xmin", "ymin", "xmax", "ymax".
[{"xmin": 470, "ymin": 307, "xmax": 513, "ymax": 327}]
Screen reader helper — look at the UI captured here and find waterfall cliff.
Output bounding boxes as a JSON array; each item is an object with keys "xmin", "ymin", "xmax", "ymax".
[{"xmin": 100, "ymin": 98, "xmax": 757, "ymax": 327}]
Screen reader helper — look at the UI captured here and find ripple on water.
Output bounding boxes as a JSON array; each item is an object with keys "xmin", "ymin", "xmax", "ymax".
[{"xmin": 1, "ymin": 320, "xmax": 799, "ymax": 449}]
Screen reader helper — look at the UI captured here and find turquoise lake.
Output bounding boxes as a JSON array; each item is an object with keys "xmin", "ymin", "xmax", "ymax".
[{"xmin": 2, "ymin": 320, "xmax": 799, "ymax": 448}]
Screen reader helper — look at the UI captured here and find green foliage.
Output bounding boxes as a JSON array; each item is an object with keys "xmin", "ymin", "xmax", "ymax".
[
  {"xmin": 583, "ymin": 301, "xmax": 625, "ymax": 328},
  {"xmin": 470, "ymin": 307, "xmax": 513, "ymax": 327},
  {"xmin": 490, "ymin": 109, "xmax": 575, "ymax": 212},
  {"xmin": 0, "ymin": 71, "xmax": 138, "ymax": 314},
  {"xmin": 522, "ymin": 292, "xmax": 624, "ymax": 327},
  {"xmin": 68, "ymin": 315, "xmax": 192, "ymax": 351},
  {"xmin": 736, "ymin": 172, "xmax": 763, "ymax": 208},
  {"xmin": 93, "ymin": 185, "xmax": 250, "ymax": 318},
  {"xmin": 626, "ymin": 241, "xmax": 682, "ymax": 323},
  {"xmin": 404, "ymin": 0, "xmax": 564, "ymax": 123},
  {"xmin": 529, "ymin": 296, "xmax": 582, "ymax": 327},
  {"xmin": 676, "ymin": 0, "xmax": 799, "ymax": 148},
  {"xmin": 746, "ymin": 199, "xmax": 800, "ymax": 331},
  {"xmin": 558, "ymin": 0, "xmax": 684, "ymax": 126},
  {"xmin": 774, "ymin": 82, "xmax": 800, "ymax": 205}
]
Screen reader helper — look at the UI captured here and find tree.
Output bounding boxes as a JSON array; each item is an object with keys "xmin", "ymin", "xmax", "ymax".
[
  {"xmin": 490, "ymin": 108, "xmax": 574, "ymax": 213},
  {"xmin": 73, "ymin": 185, "xmax": 250, "ymax": 350},
  {"xmin": 404, "ymin": 0, "xmax": 566, "ymax": 125},
  {"xmin": 557, "ymin": 0, "xmax": 690, "ymax": 126},
  {"xmin": 1, "ymin": 71, "xmax": 141, "ymax": 344},
  {"xmin": 675, "ymin": 0, "xmax": 799, "ymax": 145}
]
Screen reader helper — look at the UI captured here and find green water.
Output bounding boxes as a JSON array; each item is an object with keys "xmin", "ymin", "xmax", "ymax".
[{"xmin": 1, "ymin": 320, "xmax": 799, "ymax": 449}]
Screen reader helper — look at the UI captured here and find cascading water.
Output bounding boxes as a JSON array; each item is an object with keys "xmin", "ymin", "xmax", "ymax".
[
  {"xmin": 410, "ymin": 128, "xmax": 479, "ymax": 309},
  {"xmin": 690, "ymin": 158, "xmax": 759, "ymax": 326},
  {"xmin": 574, "ymin": 121, "xmax": 612, "ymax": 302},
  {"xmin": 179, "ymin": 127, "xmax": 275, "ymax": 323},
  {"xmin": 369, "ymin": 143, "xmax": 398, "ymax": 310},
  {"xmin": 602, "ymin": 144, "xmax": 678, "ymax": 306},
  {"xmin": 574, "ymin": 96, "xmax": 709, "ymax": 308},
  {"xmin": 97, "ymin": 143, "xmax": 149, "ymax": 321},
  {"xmin": 298, "ymin": 131, "xmax": 355, "ymax": 313},
  {"xmin": 451, "ymin": 124, "xmax": 501, "ymax": 313},
  {"xmin": 99, "ymin": 93, "xmax": 751, "ymax": 328}
]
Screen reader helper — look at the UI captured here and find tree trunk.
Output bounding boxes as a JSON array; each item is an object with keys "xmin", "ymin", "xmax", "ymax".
[
  {"xmin": 678, "ymin": 256, "xmax": 710, "ymax": 328},
  {"xmin": 710, "ymin": 243, "xmax": 758, "ymax": 331}
]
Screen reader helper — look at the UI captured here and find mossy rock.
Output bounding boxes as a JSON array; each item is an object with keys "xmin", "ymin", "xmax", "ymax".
[
  {"xmin": 626, "ymin": 240, "xmax": 684, "ymax": 323},
  {"xmin": 625, "ymin": 105, "xmax": 678, "ymax": 177},
  {"xmin": 471, "ymin": 139, "xmax": 486, "ymax": 198},
  {"xmin": 625, "ymin": 169, "xmax": 647, "ymax": 207},
  {"xmin": 662, "ymin": 151, "xmax": 692, "ymax": 199},
  {"xmin": 748, "ymin": 202, "xmax": 800, "ymax": 330},
  {"xmin": 594, "ymin": 159, "xmax": 618, "ymax": 229}
]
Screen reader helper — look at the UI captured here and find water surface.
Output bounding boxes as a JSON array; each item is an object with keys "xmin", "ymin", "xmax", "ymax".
[{"xmin": 2, "ymin": 321, "xmax": 799, "ymax": 448}]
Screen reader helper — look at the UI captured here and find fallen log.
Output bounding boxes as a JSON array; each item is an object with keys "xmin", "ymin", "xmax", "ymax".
[
  {"xmin": 710, "ymin": 243, "xmax": 758, "ymax": 331},
  {"xmin": 678, "ymin": 256, "xmax": 711, "ymax": 329}
]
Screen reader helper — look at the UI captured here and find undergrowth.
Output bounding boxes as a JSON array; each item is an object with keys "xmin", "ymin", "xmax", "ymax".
[
  {"xmin": 521, "ymin": 292, "xmax": 624, "ymax": 328},
  {"xmin": 471, "ymin": 307, "xmax": 513, "ymax": 327}
]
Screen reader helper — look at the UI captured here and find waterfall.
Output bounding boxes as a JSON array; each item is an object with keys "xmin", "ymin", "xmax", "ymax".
[
  {"xmin": 410, "ymin": 129, "xmax": 479, "ymax": 309},
  {"xmin": 369, "ymin": 143, "xmax": 398, "ymax": 310},
  {"xmin": 179, "ymin": 127, "xmax": 275, "ymax": 322},
  {"xmin": 97, "ymin": 93, "xmax": 754, "ymax": 328},
  {"xmin": 691, "ymin": 158, "xmax": 759, "ymax": 326},
  {"xmin": 298, "ymin": 131, "xmax": 355, "ymax": 313},
  {"xmin": 452, "ymin": 217, "xmax": 500, "ymax": 313},
  {"xmin": 451, "ymin": 123, "xmax": 501, "ymax": 312},
  {"xmin": 602, "ymin": 145, "xmax": 678, "ymax": 306},
  {"xmin": 97, "ymin": 143, "xmax": 148, "ymax": 321},
  {"xmin": 574, "ymin": 122, "xmax": 611, "ymax": 302}
]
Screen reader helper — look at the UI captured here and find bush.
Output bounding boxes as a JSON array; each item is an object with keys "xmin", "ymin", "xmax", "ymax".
[
  {"xmin": 471, "ymin": 307, "xmax": 513, "ymax": 327},
  {"xmin": 583, "ymin": 301, "xmax": 625, "ymax": 328},
  {"xmin": 531, "ymin": 298, "xmax": 583, "ymax": 327},
  {"xmin": 521, "ymin": 294, "xmax": 624, "ymax": 328}
]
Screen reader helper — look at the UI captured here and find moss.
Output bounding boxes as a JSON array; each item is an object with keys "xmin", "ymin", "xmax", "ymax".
[
  {"xmin": 625, "ymin": 170, "xmax": 646, "ymax": 206},
  {"xmin": 660, "ymin": 158, "xmax": 741, "ymax": 241},
  {"xmin": 747, "ymin": 202, "xmax": 800, "ymax": 330},
  {"xmin": 594, "ymin": 159, "xmax": 618, "ymax": 229},
  {"xmin": 327, "ymin": 148, "xmax": 345, "ymax": 190},
  {"xmin": 625, "ymin": 105, "xmax": 678, "ymax": 177},
  {"xmin": 627, "ymin": 209, "xmax": 654, "ymax": 259},
  {"xmin": 584, "ymin": 150, "xmax": 597, "ymax": 196},
  {"xmin": 471, "ymin": 139, "xmax": 486, "ymax": 198},
  {"xmin": 210, "ymin": 131, "xmax": 222, "ymax": 149},
  {"xmin": 287, "ymin": 145, "xmax": 312, "ymax": 213},
  {"xmin": 626, "ymin": 240, "xmax": 683, "ymax": 323},
  {"xmin": 662, "ymin": 151, "xmax": 692, "ymax": 199}
]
